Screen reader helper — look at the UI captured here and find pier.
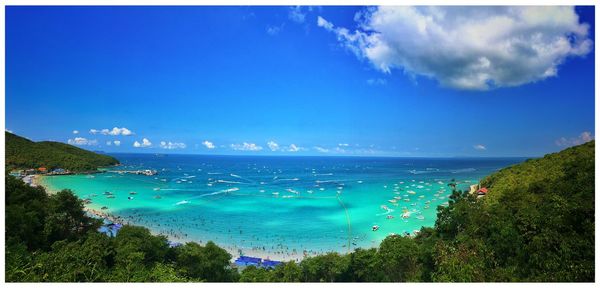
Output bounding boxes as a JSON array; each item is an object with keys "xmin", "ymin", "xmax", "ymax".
[{"xmin": 108, "ymin": 169, "xmax": 158, "ymax": 176}]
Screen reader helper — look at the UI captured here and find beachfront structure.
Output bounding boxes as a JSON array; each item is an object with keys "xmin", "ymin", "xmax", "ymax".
[
  {"xmin": 477, "ymin": 187, "xmax": 488, "ymax": 195},
  {"xmin": 234, "ymin": 256, "xmax": 282, "ymax": 269},
  {"xmin": 110, "ymin": 169, "xmax": 158, "ymax": 176},
  {"xmin": 98, "ymin": 222, "xmax": 123, "ymax": 237}
]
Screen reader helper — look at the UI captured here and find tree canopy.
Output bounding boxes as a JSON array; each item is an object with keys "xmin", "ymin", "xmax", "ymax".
[{"xmin": 5, "ymin": 131, "xmax": 119, "ymax": 172}]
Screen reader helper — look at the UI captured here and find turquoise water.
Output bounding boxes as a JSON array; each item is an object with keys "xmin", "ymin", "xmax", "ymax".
[{"xmin": 43, "ymin": 154, "xmax": 523, "ymax": 261}]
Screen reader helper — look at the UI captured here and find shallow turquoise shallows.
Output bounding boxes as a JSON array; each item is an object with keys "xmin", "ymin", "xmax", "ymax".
[{"xmin": 42, "ymin": 154, "xmax": 523, "ymax": 261}]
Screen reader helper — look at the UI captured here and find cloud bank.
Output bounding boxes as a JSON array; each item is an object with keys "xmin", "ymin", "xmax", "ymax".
[
  {"xmin": 555, "ymin": 131, "xmax": 593, "ymax": 147},
  {"xmin": 267, "ymin": 141, "xmax": 280, "ymax": 151},
  {"xmin": 68, "ymin": 137, "xmax": 98, "ymax": 146},
  {"xmin": 473, "ymin": 144, "xmax": 487, "ymax": 150},
  {"xmin": 202, "ymin": 140, "xmax": 215, "ymax": 149},
  {"xmin": 90, "ymin": 127, "xmax": 133, "ymax": 136},
  {"xmin": 160, "ymin": 141, "xmax": 186, "ymax": 150},
  {"xmin": 231, "ymin": 142, "xmax": 263, "ymax": 151},
  {"xmin": 318, "ymin": 6, "xmax": 592, "ymax": 90},
  {"xmin": 133, "ymin": 138, "xmax": 152, "ymax": 148}
]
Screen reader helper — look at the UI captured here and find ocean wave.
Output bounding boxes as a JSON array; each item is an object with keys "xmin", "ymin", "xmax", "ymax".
[
  {"xmin": 189, "ymin": 187, "xmax": 240, "ymax": 199},
  {"xmin": 216, "ymin": 180, "xmax": 243, "ymax": 184},
  {"xmin": 274, "ymin": 178, "xmax": 300, "ymax": 182},
  {"xmin": 451, "ymin": 168, "xmax": 476, "ymax": 173},
  {"xmin": 376, "ymin": 208, "xmax": 395, "ymax": 216}
]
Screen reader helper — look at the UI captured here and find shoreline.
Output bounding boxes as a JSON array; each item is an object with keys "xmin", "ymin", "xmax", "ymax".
[{"xmin": 36, "ymin": 175, "xmax": 301, "ymax": 262}]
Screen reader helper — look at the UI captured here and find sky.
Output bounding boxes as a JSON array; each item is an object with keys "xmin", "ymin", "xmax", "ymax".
[{"xmin": 5, "ymin": 6, "xmax": 596, "ymax": 157}]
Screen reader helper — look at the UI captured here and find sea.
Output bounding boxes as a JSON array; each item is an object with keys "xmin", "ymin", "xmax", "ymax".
[{"xmin": 42, "ymin": 153, "xmax": 525, "ymax": 261}]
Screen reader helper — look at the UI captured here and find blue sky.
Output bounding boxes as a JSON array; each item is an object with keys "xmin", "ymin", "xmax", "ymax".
[{"xmin": 6, "ymin": 6, "xmax": 595, "ymax": 157}]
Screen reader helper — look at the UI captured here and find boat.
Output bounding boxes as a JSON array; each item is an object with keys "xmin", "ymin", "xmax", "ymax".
[
  {"xmin": 129, "ymin": 191, "xmax": 137, "ymax": 195},
  {"xmin": 416, "ymin": 215, "xmax": 425, "ymax": 220},
  {"xmin": 424, "ymin": 205, "xmax": 430, "ymax": 209},
  {"xmin": 386, "ymin": 215, "xmax": 394, "ymax": 219},
  {"xmin": 372, "ymin": 225, "xmax": 380, "ymax": 231},
  {"xmin": 388, "ymin": 199, "xmax": 397, "ymax": 203},
  {"xmin": 154, "ymin": 195, "xmax": 162, "ymax": 199},
  {"xmin": 100, "ymin": 206, "xmax": 108, "ymax": 210},
  {"xmin": 175, "ymin": 200, "xmax": 190, "ymax": 205},
  {"xmin": 402, "ymin": 211, "xmax": 411, "ymax": 219},
  {"xmin": 127, "ymin": 196, "xmax": 134, "ymax": 200},
  {"xmin": 103, "ymin": 191, "xmax": 113, "ymax": 195},
  {"xmin": 394, "ymin": 196, "xmax": 402, "ymax": 200},
  {"xmin": 153, "ymin": 187, "xmax": 160, "ymax": 191},
  {"xmin": 106, "ymin": 195, "xmax": 115, "ymax": 199}
]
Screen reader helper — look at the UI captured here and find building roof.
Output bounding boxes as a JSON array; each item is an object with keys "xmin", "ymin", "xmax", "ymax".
[{"xmin": 477, "ymin": 187, "xmax": 488, "ymax": 194}]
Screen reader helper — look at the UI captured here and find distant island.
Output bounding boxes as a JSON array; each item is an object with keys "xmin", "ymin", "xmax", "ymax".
[{"xmin": 4, "ymin": 131, "xmax": 594, "ymax": 282}]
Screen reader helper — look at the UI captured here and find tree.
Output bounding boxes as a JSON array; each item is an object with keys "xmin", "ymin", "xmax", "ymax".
[
  {"xmin": 347, "ymin": 248, "xmax": 383, "ymax": 282},
  {"xmin": 378, "ymin": 235, "xmax": 421, "ymax": 281},
  {"xmin": 173, "ymin": 241, "xmax": 236, "ymax": 282},
  {"xmin": 44, "ymin": 190, "xmax": 101, "ymax": 245}
]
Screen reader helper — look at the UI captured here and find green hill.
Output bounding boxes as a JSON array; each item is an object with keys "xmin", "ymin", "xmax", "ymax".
[
  {"xmin": 5, "ymin": 132, "xmax": 119, "ymax": 172},
  {"xmin": 429, "ymin": 140, "xmax": 595, "ymax": 281}
]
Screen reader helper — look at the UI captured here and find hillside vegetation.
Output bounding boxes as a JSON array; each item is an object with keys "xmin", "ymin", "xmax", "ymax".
[
  {"xmin": 5, "ymin": 141, "xmax": 594, "ymax": 282},
  {"xmin": 5, "ymin": 132, "xmax": 119, "ymax": 172}
]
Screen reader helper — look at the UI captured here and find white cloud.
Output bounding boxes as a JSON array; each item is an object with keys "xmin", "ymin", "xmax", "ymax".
[
  {"xmin": 160, "ymin": 141, "xmax": 186, "ymax": 150},
  {"xmin": 367, "ymin": 78, "xmax": 387, "ymax": 85},
  {"xmin": 555, "ymin": 131, "xmax": 594, "ymax": 147},
  {"xmin": 73, "ymin": 130, "xmax": 79, "ymax": 134},
  {"xmin": 108, "ymin": 127, "xmax": 133, "ymax": 136},
  {"xmin": 230, "ymin": 142, "xmax": 263, "ymax": 151},
  {"xmin": 314, "ymin": 146, "xmax": 329, "ymax": 153},
  {"xmin": 113, "ymin": 140, "xmax": 121, "ymax": 146},
  {"xmin": 473, "ymin": 144, "xmax": 487, "ymax": 150},
  {"xmin": 267, "ymin": 141, "xmax": 280, "ymax": 151},
  {"xmin": 68, "ymin": 137, "xmax": 98, "ymax": 146},
  {"xmin": 288, "ymin": 144, "xmax": 301, "ymax": 152},
  {"xmin": 106, "ymin": 141, "xmax": 112, "ymax": 146},
  {"xmin": 6, "ymin": 129, "xmax": 13, "ymax": 133},
  {"xmin": 289, "ymin": 6, "xmax": 306, "ymax": 23},
  {"xmin": 334, "ymin": 147, "xmax": 347, "ymax": 153},
  {"xmin": 317, "ymin": 16, "xmax": 334, "ymax": 30},
  {"xmin": 133, "ymin": 138, "xmax": 152, "ymax": 148},
  {"xmin": 202, "ymin": 140, "xmax": 215, "ymax": 149},
  {"xmin": 318, "ymin": 7, "xmax": 592, "ymax": 90},
  {"xmin": 266, "ymin": 24, "xmax": 284, "ymax": 36},
  {"xmin": 90, "ymin": 127, "xmax": 134, "ymax": 136},
  {"xmin": 338, "ymin": 143, "xmax": 350, "ymax": 147}
]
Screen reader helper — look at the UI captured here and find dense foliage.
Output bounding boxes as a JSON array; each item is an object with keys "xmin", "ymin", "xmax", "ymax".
[
  {"xmin": 5, "ymin": 176, "xmax": 236, "ymax": 282},
  {"xmin": 5, "ymin": 132, "xmax": 119, "ymax": 172},
  {"xmin": 5, "ymin": 141, "xmax": 594, "ymax": 282}
]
